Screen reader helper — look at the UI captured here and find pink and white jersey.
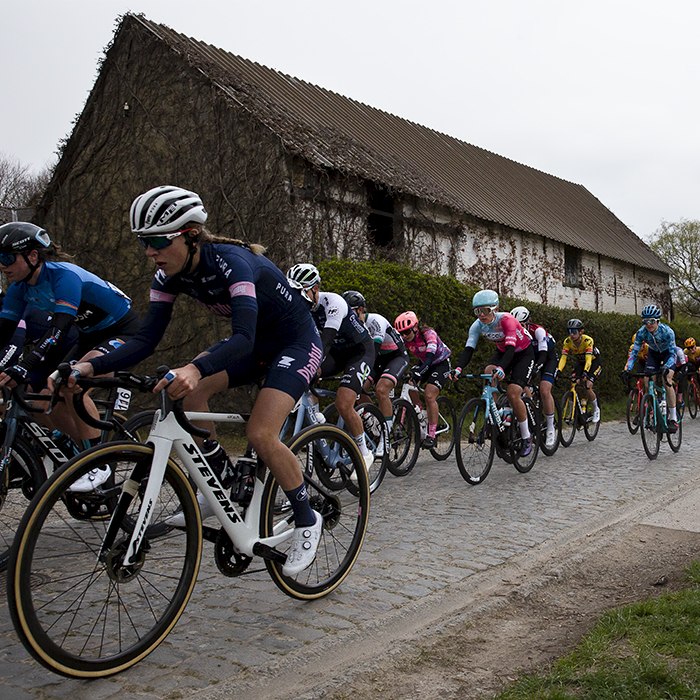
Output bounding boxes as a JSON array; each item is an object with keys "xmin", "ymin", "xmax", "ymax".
[
  {"xmin": 405, "ymin": 327, "xmax": 451, "ymax": 364},
  {"xmin": 465, "ymin": 312, "xmax": 531, "ymax": 352}
]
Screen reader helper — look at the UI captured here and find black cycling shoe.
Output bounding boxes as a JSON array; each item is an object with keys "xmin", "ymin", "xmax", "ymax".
[
  {"xmin": 667, "ymin": 420, "xmax": 678, "ymax": 434},
  {"xmin": 421, "ymin": 435, "xmax": 436, "ymax": 449}
]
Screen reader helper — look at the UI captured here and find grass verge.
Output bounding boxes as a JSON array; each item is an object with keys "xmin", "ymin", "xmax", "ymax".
[{"xmin": 493, "ymin": 561, "xmax": 700, "ymax": 700}]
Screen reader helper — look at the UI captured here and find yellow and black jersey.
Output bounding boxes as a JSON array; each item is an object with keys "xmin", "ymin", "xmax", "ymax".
[{"xmin": 558, "ymin": 334, "xmax": 598, "ymax": 373}]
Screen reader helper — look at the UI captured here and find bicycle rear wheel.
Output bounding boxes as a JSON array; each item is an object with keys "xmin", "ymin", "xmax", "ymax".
[
  {"xmin": 430, "ymin": 395, "xmax": 456, "ymax": 460},
  {"xmin": 583, "ymin": 391, "xmax": 601, "ymax": 441},
  {"xmin": 512, "ymin": 398, "xmax": 540, "ymax": 473},
  {"xmin": 8, "ymin": 443, "xmax": 202, "ymax": 678},
  {"xmin": 626, "ymin": 388, "xmax": 641, "ymax": 434},
  {"xmin": 262, "ymin": 424, "xmax": 369, "ymax": 599},
  {"xmin": 356, "ymin": 403, "xmax": 388, "ymax": 493},
  {"xmin": 0, "ymin": 430, "xmax": 45, "ymax": 572},
  {"xmin": 667, "ymin": 414, "xmax": 682, "ymax": 452},
  {"xmin": 539, "ymin": 396, "xmax": 561, "ymax": 457},
  {"xmin": 455, "ymin": 398, "xmax": 495, "ymax": 485},
  {"xmin": 640, "ymin": 395, "xmax": 660, "ymax": 460},
  {"xmin": 559, "ymin": 391, "xmax": 577, "ymax": 447},
  {"xmin": 386, "ymin": 399, "xmax": 420, "ymax": 476}
]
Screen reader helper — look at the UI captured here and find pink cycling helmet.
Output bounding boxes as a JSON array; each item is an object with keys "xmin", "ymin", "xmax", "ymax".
[{"xmin": 394, "ymin": 311, "xmax": 419, "ymax": 333}]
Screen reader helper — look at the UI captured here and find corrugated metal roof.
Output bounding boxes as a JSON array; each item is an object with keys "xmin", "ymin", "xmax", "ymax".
[{"xmin": 130, "ymin": 14, "xmax": 670, "ymax": 275}]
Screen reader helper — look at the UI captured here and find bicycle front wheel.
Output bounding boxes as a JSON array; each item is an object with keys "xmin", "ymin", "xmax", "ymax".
[
  {"xmin": 455, "ymin": 398, "xmax": 495, "ymax": 485},
  {"xmin": 261, "ymin": 424, "xmax": 369, "ymax": 599},
  {"xmin": 430, "ymin": 395, "xmax": 456, "ymax": 460},
  {"xmin": 356, "ymin": 403, "xmax": 388, "ymax": 493},
  {"xmin": 0, "ymin": 430, "xmax": 45, "ymax": 572},
  {"xmin": 688, "ymin": 380, "xmax": 698, "ymax": 419},
  {"xmin": 512, "ymin": 398, "xmax": 540, "ymax": 473},
  {"xmin": 386, "ymin": 399, "xmax": 420, "ymax": 476},
  {"xmin": 8, "ymin": 443, "xmax": 202, "ymax": 678},
  {"xmin": 640, "ymin": 395, "xmax": 660, "ymax": 460},
  {"xmin": 559, "ymin": 391, "xmax": 577, "ymax": 447},
  {"xmin": 539, "ymin": 397, "xmax": 561, "ymax": 457},
  {"xmin": 626, "ymin": 388, "xmax": 641, "ymax": 434}
]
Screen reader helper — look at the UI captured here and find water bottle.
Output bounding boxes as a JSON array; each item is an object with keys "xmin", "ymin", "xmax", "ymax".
[
  {"xmin": 659, "ymin": 397, "xmax": 667, "ymax": 416},
  {"xmin": 231, "ymin": 456, "xmax": 256, "ymax": 506},
  {"xmin": 309, "ymin": 402, "xmax": 326, "ymax": 424}
]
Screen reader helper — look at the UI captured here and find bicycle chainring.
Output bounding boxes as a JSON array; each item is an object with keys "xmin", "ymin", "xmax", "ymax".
[{"xmin": 214, "ymin": 529, "xmax": 252, "ymax": 577}]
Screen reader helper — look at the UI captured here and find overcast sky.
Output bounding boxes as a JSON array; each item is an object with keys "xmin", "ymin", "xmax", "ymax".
[{"xmin": 2, "ymin": 0, "xmax": 698, "ymax": 241}]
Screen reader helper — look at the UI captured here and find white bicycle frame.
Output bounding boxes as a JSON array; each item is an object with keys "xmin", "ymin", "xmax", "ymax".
[
  {"xmin": 114, "ymin": 407, "xmax": 295, "ymax": 567},
  {"xmin": 398, "ymin": 382, "xmax": 450, "ymax": 439}
]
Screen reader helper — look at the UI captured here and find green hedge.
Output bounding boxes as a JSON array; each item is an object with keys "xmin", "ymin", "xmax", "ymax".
[{"xmin": 318, "ymin": 258, "xmax": 700, "ymax": 405}]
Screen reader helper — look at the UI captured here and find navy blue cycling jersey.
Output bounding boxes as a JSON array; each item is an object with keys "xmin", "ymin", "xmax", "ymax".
[
  {"xmin": 0, "ymin": 262, "xmax": 131, "ymax": 334},
  {"xmin": 90, "ymin": 243, "xmax": 316, "ymax": 378},
  {"xmin": 311, "ymin": 292, "xmax": 370, "ymax": 350}
]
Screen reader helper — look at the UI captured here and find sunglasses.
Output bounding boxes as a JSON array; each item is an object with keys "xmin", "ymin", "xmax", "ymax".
[
  {"xmin": 643, "ymin": 319, "xmax": 659, "ymax": 326},
  {"xmin": 474, "ymin": 305, "xmax": 497, "ymax": 317},
  {"xmin": 138, "ymin": 228, "xmax": 195, "ymax": 250},
  {"xmin": 399, "ymin": 328, "xmax": 415, "ymax": 337},
  {"xmin": 568, "ymin": 328, "xmax": 582, "ymax": 334},
  {"xmin": 0, "ymin": 252, "xmax": 17, "ymax": 266}
]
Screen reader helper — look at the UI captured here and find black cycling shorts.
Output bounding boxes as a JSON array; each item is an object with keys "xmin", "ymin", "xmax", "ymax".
[
  {"xmin": 368, "ymin": 349, "xmax": 410, "ymax": 387},
  {"xmin": 488, "ymin": 345, "xmax": 535, "ymax": 388},
  {"xmin": 320, "ymin": 344, "xmax": 375, "ymax": 396}
]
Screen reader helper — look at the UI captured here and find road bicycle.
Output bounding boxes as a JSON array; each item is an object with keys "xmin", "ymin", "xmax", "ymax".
[
  {"xmin": 559, "ymin": 374, "xmax": 601, "ymax": 447},
  {"xmin": 8, "ymin": 368, "xmax": 369, "ymax": 678},
  {"xmin": 625, "ymin": 375, "xmax": 646, "ymax": 435},
  {"xmin": 316, "ymin": 382, "xmax": 388, "ymax": 494},
  {"xmin": 635, "ymin": 371, "xmax": 682, "ymax": 460},
  {"xmin": 390, "ymin": 381, "xmax": 456, "ymax": 469},
  {"xmin": 0, "ymin": 383, "xmax": 135, "ymax": 572},
  {"xmin": 683, "ymin": 369, "xmax": 698, "ymax": 419},
  {"xmin": 454, "ymin": 374, "xmax": 540, "ymax": 485},
  {"xmin": 384, "ymin": 384, "xmax": 421, "ymax": 477}
]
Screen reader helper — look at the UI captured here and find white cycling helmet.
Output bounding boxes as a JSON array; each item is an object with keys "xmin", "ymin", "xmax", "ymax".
[
  {"xmin": 510, "ymin": 306, "xmax": 530, "ymax": 324},
  {"xmin": 130, "ymin": 186, "xmax": 207, "ymax": 234},
  {"xmin": 287, "ymin": 263, "xmax": 321, "ymax": 304}
]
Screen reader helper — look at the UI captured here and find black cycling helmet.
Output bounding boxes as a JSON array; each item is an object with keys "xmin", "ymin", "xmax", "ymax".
[
  {"xmin": 342, "ymin": 290, "xmax": 366, "ymax": 309},
  {"xmin": 567, "ymin": 318, "xmax": 584, "ymax": 331},
  {"xmin": 0, "ymin": 222, "xmax": 51, "ymax": 254},
  {"xmin": 0, "ymin": 222, "xmax": 52, "ymax": 282}
]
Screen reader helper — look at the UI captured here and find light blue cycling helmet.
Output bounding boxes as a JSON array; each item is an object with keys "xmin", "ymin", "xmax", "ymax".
[
  {"xmin": 641, "ymin": 304, "xmax": 662, "ymax": 321},
  {"xmin": 472, "ymin": 289, "xmax": 499, "ymax": 308}
]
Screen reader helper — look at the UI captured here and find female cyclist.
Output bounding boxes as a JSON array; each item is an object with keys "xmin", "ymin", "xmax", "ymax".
[
  {"xmin": 394, "ymin": 311, "xmax": 451, "ymax": 449},
  {"xmin": 65, "ymin": 186, "xmax": 324, "ymax": 576},
  {"xmin": 0, "ymin": 222, "xmax": 141, "ymax": 490}
]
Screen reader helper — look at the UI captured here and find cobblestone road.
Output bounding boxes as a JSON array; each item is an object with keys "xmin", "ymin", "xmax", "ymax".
[{"xmin": 2, "ymin": 418, "xmax": 700, "ymax": 700}]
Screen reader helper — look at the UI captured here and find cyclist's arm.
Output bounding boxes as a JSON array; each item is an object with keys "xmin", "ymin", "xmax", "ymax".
[
  {"xmin": 0, "ymin": 320, "xmax": 26, "ymax": 369},
  {"xmin": 8, "ymin": 312, "xmax": 75, "ymax": 379}
]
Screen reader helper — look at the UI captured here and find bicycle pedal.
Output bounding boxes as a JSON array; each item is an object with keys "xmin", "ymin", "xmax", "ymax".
[{"xmin": 252, "ymin": 542, "xmax": 287, "ymax": 564}]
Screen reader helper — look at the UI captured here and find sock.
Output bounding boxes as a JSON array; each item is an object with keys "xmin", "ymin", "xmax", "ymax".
[
  {"xmin": 284, "ymin": 483, "xmax": 316, "ymax": 527},
  {"xmin": 546, "ymin": 413, "xmax": 555, "ymax": 431},
  {"xmin": 519, "ymin": 420, "xmax": 531, "ymax": 440},
  {"xmin": 428, "ymin": 423, "xmax": 437, "ymax": 438},
  {"xmin": 354, "ymin": 432, "xmax": 369, "ymax": 455},
  {"xmin": 669, "ymin": 406, "xmax": 677, "ymax": 421},
  {"xmin": 592, "ymin": 399, "xmax": 599, "ymax": 410}
]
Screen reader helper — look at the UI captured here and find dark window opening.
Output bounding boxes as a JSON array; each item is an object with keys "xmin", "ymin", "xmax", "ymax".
[
  {"xmin": 564, "ymin": 246, "xmax": 581, "ymax": 288},
  {"xmin": 367, "ymin": 183, "xmax": 395, "ymax": 247}
]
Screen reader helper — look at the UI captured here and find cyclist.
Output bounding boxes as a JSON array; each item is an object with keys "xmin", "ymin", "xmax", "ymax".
[
  {"xmin": 621, "ymin": 304, "xmax": 678, "ymax": 433},
  {"xmin": 0, "ymin": 222, "xmax": 141, "ymax": 491},
  {"xmin": 394, "ymin": 311, "xmax": 451, "ymax": 449},
  {"xmin": 450, "ymin": 290, "xmax": 535, "ymax": 456},
  {"xmin": 66, "ymin": 186, "xmax": 324, "ymax": 576},
  {"xmin": 510, "ymin": 306, "xmax": 558, "ymax": 449},
  {"xmin": 684, "ymin": 338, "xmax": 700, "ymax": 372},
  {"xmin": 342, "ymin": 290, "xmax": 410, "ymax": 457},
  {"xmin": 286, "ymin": 265, "xmax": 376, "ymax": 470},
  {"xmin": 557, "ymin": 318, "xmax": 602, "ymax": 423}
]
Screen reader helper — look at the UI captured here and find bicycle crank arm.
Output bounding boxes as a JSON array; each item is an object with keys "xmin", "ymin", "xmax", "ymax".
[{"xmin": 252, "ymin": 542, "xmax": 288, "ymax": 564}]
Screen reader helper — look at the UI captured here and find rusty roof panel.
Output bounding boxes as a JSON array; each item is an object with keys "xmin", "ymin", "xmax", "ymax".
[{"xmin": 133, "ymin": 15, "xmax": 669, "ymax": 275}]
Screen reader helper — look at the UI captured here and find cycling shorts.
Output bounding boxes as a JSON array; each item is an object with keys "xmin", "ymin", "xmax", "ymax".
[
  {"xmin": 421, "ymin": 358, "xmax": 452, "ymax": 391},
  {"xmin": 368, "ymin": 349, "xmax": 410, "ymax": 388},
  {"xmin": 488, "ymin": 344, "xmax": 535, "ymax": 388},
  {"xmin": 71, "ymin": 308, "xmax": 143, "ymax": 359},
  {"xmin": 320, "ymin": 344, "xmax": 375, "ymax": 396},
  {"xmin": 539, "ymin": 344, "xmax": 559, "ymax": 384},
  {"xmin": 572, "ymin": 356, "xmax": 602, "ymax": 383},
  {"xmin": 205, "ymin": 322, "xmax": 322, "ymax": 402}
]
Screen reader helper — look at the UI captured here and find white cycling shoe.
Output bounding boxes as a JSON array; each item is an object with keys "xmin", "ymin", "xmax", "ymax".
[
  {"xmin": 349, "ymin": 452, "xmax": 373, "ymax": 484},
  {"xmin": 68, "ymin": 466, "xmax": 112, "ymax": 493},
  {"xmin": 283, "ymin": 511, "xmax": 323, "ymax": 577},
  {"xmin": 165, "ymin": 493, "xmax": 214, "ymax": 528},
  {"xmin": 592, "ymin": 406, "xmax": 601, "ymax": 423},
  {"xmin": 545, "ymin": 428, "xmax": 557, "ymax": 449}
]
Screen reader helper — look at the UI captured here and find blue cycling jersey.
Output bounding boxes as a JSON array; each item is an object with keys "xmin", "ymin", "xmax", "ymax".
[
  {"xmin": 626, "ymin": 323, "xmax": 676, "ymax": 371},
  {"xmin": 0, "ymin": 262, "xmax": 131, "ymax": 334},
  {"xmin": 89, "ymin": 244, "xmax": 317, "ymax": 378}
]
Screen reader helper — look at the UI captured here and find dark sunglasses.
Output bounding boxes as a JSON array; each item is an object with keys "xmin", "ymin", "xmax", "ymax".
[
  {"xmin": 138, "ymin": 228, "xmax": 195, "ymax": 250},
  {"xmin": 643, "ymin": 319, "xmax": 659, "ymax": 326},
  {"xmin": 399, "ymin": 328, "xmax": 415, "ymax": 337},
  {"xmin": 0, "ymin": 252, "xmax": 17, "ymax": 266},
  {"xmin": 568, "ymin": 328, "xmax": 582, "ymax": 334}
]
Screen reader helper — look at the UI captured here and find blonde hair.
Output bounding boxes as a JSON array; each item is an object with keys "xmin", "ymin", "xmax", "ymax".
[{"xmin": 194, "ymin": 225, "xmax": 266, "ymax": 255}]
